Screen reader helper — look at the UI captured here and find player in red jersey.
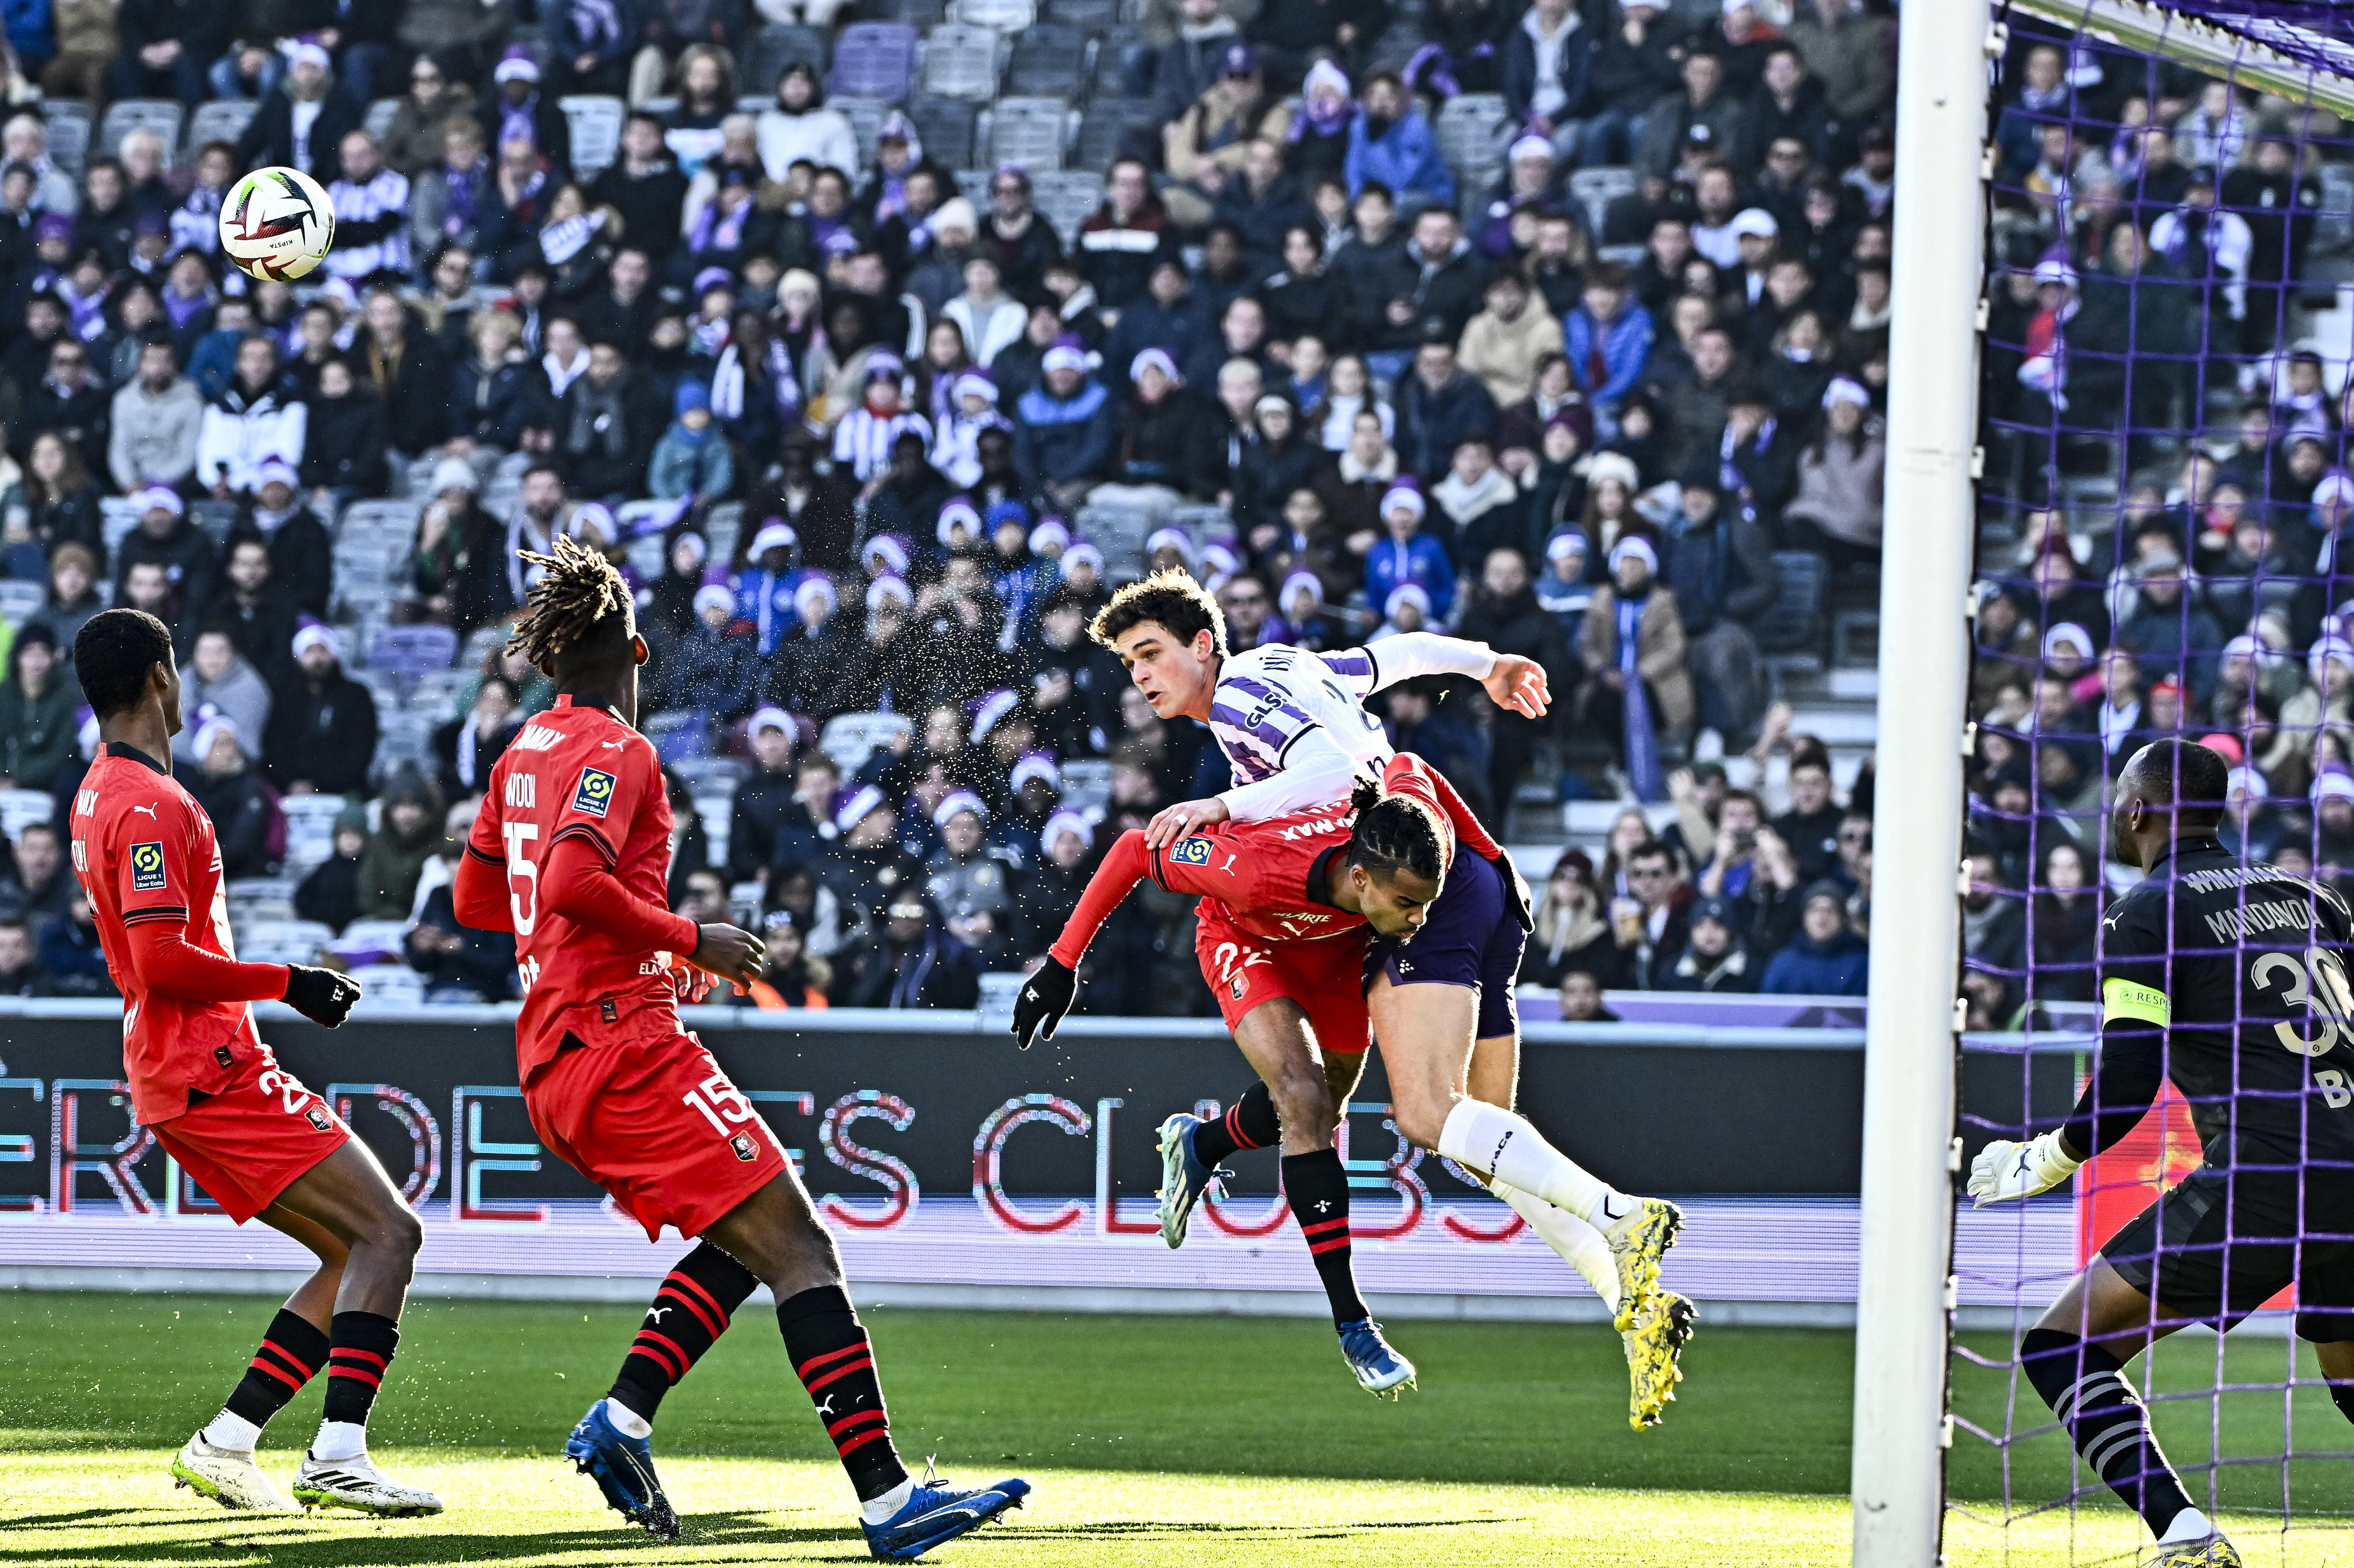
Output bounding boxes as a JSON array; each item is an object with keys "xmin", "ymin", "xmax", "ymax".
[
  {"xmin": 65, "ymin": 608, "xmax": 441, "ymax": 1518},
  {"xmin": 1010, "ymin": 755, "xmax": 1485, "ymax": 1393},
  {"xmin": 452, "ymin": 538, "xmax": 1029, "ymax": 1558}
]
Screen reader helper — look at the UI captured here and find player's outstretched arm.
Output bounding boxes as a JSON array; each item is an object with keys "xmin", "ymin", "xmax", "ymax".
[
  {"xmin": 123, "ymin": 917, "xmax": 304, "ymax": 1007},
  {"xmin": 1016, "ymin": 831, "xmax": 1157, "ymax": 1047},
  {"xmin": 1967, "ymin": 1021, "xmax": 2161, "ymax": 1205},
  {"xmin": 1348, "ymin": 632, "xmax": 1552, "ymax": 719}
]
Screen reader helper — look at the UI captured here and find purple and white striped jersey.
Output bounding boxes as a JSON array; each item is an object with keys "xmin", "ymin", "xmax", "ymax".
[{"xmin": 1209, "ymin": 633, "xmax": 1498, "ymax": 823}]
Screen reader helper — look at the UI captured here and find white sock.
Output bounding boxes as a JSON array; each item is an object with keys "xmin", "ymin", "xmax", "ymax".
[
  {"xmin": 604, "ymin": 1396, "xmax": 652, "ymax": 1439},
  {"xmin": 200, "ymin": 1409, "xmax": 261, "ymax": 1453},
  {"xmin": 1498, "ymin": 1186, "xmax": 1620, "ymax": 1313},
  {"xmin": 860, "ymin": 1474, "xmax": 916, "ymax": 1526},
  {"xmin": 2158, "ymin": 1508, "xmax": 2213, "ymax": 1545},
  {"xmin": 310, "ymin": 1420, "xmax": 368, "ymax": 1463},
  {"xmin": 1438, "ymin": 1100, "xmax": 1622, "ymax": 1225}
]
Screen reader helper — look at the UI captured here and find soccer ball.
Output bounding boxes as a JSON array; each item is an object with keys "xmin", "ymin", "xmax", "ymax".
[{"xmin": 218, "ymin": 166, "xmax": 336, "ymax": 282}]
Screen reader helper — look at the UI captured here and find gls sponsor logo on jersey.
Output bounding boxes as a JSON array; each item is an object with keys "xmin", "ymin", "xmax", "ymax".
[
  {"xmin": 1171, "ymin": 837, "xmax": 1213, "ymax": 865},
  {"xmin": 130, "ymin": 842, "xmax": 167, "ymax": 891},
  {"xmin": 573, "ymin": 768, "xmax": 617, "ymax": 818}
]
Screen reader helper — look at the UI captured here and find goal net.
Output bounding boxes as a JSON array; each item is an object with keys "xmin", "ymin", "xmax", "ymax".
[{"xmin": 1958, "ymin": 1, "xmax": 2354, "ymax": 1562}]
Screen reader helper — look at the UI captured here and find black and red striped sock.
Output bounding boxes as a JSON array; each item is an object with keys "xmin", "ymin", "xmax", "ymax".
[
  {"xmin": 212, "ymin": 1309, "xmax": 328, "ymax": 1439},
  {"xmin": 777, "ymin": 1284, "xmax": 908, "ymax": 1503},
  {"xmin": 1191, "ymin": 1081, "xmax": 1281, "ymax": 1167},
  {"xmin": 1282, "ymin": 1150, "xmax": 1368, "ymax": 1327},
  {"xmin": 320, "ymin": 1311, "xmax": 400, "ymax": 1429},
  {"xmin": 610, "ymin": 1241, "xmax": 760, "ymax": 1421}
]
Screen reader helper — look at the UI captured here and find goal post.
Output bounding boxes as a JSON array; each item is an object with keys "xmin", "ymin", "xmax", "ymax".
[{"xmin": 1851, "ymin": 2, "xmax": 1995, "ymax": 1565}]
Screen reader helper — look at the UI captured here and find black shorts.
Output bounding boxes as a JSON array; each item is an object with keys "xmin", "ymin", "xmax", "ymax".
[
  {"xmin": 1362, "ymin": 850, "xmax": 1527, "ymax": 1040},
  {"xmin": 2101, "ymin": 1166, "xmax": 2354, "ymax": 1343}
]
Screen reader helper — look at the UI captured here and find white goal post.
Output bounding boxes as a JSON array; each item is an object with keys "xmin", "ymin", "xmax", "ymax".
[{"xmin": 1850, "ymin": 2, "xmax": 1993, "ymax": 1564}]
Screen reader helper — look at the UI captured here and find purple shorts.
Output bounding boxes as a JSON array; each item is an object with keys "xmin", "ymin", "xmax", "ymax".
[{"xmin": 1364, "ymin": 850, "xmax": 1525, "ymax": 1040}]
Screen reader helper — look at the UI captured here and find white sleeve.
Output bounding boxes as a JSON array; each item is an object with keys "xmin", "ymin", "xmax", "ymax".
[
  {"xmin": 1217, "ymin": 724, "xmax": 1362, "ymax": 823},
  {"xmin": 1355, "ymin": 632, "xmax": 1498, "ymax": 692}
]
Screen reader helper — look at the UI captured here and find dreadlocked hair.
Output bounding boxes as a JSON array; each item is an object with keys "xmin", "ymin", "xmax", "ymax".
[
  {"xmin": 1346, "ymin": 780, "xmax": 1447, "ymax": 883},
  {"xmin": 507, "ymin": 534, "xmax": 634, "ymax": 665}
]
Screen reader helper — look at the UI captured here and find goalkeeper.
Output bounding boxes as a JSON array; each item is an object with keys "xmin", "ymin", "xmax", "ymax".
[{"xmin": 1971, "ymin": 738, "xmax": 2354, "ymax": 1568}]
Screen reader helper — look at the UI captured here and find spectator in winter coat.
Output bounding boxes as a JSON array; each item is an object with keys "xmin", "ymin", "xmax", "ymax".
[
  {"xmin": 112, "ymin": 0, "xmax": 231, "ymax": 105},
  {"xmin": 174, "ymin": 627, "xmax": 271, "ymax": 767},
  {"xmin": 1500, "ymin": 0, "xmax": 1594, "ymax": 164},
  {"xmin": 1395, "ymin": 337, "xmax": 1499, "ymax": 482},
  {"xmin": 1344, "ymin": 69, "xmax": 1454, "ymax": 210},
  {"xmin": 355, "ymin": 771, "xmax": 446, "ymax": 920},
  {"xmin": 1456, "ymin": 547, "xmax": 1568, "ymax": 811},
  {"xmin": 107, "ymin": 337, "xmax": 202, "ymax": 492},
  {"xmin": 1580, "ymin": 0, "xmax": 1683, "ymax": 167},
  {"xmin": 667, "ymin": 584, "xmax": 760, "ymax": 720},
  {"xmin": 262, "ymin": 623, "xmax": 380, "ymax": 797},
  {"xmin": 1458, "ymin": 269, "xmax": 1563, "ymax": 410},
  {"xmin": 1636, "ymin": 48, "xmax": 1751, "ymax": 179},
  {"xmin": 232, "ymin": 43, "xmax": 365, "ymax": 181},
  {"xmin": 1659, "ymin": 479, "xmax": 1774, "ymax": 744},
  {"xmin": 182, "ymin": 718, "xmax": 279, "ymax": 882},
  {"xmin": 114, "ymin": 484, "xmax": 218, "ymax": 621},
  {"xmin": 299, "ymin": 359, "xmax": 391, "ymax": 501},
  {"xmin": 228, "ymin": 460, "xmax": 334, "ymax": 620},
  {"xmin": 1076, "ymin": 161, "xmax": 1182, "ymax": 314},
  {"xmin": 558, "ymin": 341, "xmax": 663, "ymax": 500},
  {"xmin": 649, "ymin": 380, "xmax": 736, "ymax": 500},
  {"xmin": 1783, "ymin": 377, "xmax": 1884, "ymax": 568},
  {"xmin": 1760, "ymin": 881, "xmax": 1868, "ymax": 996},
  {"xmin": 0, "ymin": 625, "xmax": 79, "ymax": 790},
  {"xmin": 295, "ymin": 809, "xmax": 368, "ymax": 933},
  {"xmin": 1580, "ymin": 537, "xmax": 1694, "ymax": 781},
  {"xmin": 1015, "ymin": 342, "xmax": 1116, "ymax": 512},
  {"xmin": 1364, "ymin": 482, "xmax": 1455, "ymax": 621},
  {"xmin": 839, "ymin": 892, "xmax": 982, "ymax": 1008},
  {"xmin": 202, "ymin": 537, "xmax": 301, "ymax": 683},
  {"xmin": 729, "ymin": 708, "xmax": 823, "ymax": 883},
  {"xmin": 1561, "ymin": 261, "xmax": 1654, "ymax": 438},
  {"xmin": 197, "ymin": 336, "xmax": 307, "ymax": 496},
  {"xmin": 1660, "ymin": 896, "xmax": 1758, "ymax": 993}
]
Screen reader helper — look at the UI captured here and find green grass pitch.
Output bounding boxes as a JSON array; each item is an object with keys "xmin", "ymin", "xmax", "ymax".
[{"xmin": 5, "ymin": 1293, "xmax": 2354, "ymax": 1564}]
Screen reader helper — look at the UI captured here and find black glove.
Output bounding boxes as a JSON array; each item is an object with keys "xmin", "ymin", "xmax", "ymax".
[
  {"xmin": 282, "ymin": 964, "xmax": 363, "ymax": 1028},
  {"xmin": 1010, "ymin": 958, "xmax": 1078, "ymax": 1050},
  {"xmin": 1497, "ymin": 855, "xmax": 1534, "ymax": 934}
]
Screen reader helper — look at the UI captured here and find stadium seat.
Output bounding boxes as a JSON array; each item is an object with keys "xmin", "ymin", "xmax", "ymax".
[
  {"xmin": 238, "ymin": 920, "xmax": 337, "ymax": 965},
  {"xmin": 820, "ymin": 711, "xmax": 913, "ymax": 773},
  {"xmin": 0, "ymin": 791, "xmax": 54, "ymax": 840},
  {"xmin": 370, "ymin": 625, "xmax": 460, "ymax": 681},
  {"xmin": 985, "ymin": 98, "xmax": 1069, "ymax": 172},
  {"xmin": 859, "ymin": 0, "xmax": 946, "ymax": 25},
  {"xmin": 833, "ymin": 95, "xmax": 892, "ymax": 171},
  {"xmin": 1755, "ymin": 551, "xmax": 1830, "ymax": 657},
  {"xmin": 347, "ymin": 964, "xmax": 426, "ymax": 1006},
  {"xmin": 1046, "ymin": 0, "xmax": 1119, "ymax": 31},
  {"xmin": 41, "ymin": 99, "xmax": 91, "ymax": 178},
  {"xmin": 1075, "ymin": 98, "xmax": 1156, "ymax": 171},
  {"xmin": 184, "ymin": 98, "xmax": 260, "ymax": 156},
  {"xmin": 560, "ymin": 95, "xmax": 626, "ymax": 178},
  {"xmin": 1057, "ymin": 758, "xmax": 1110, "ymax": 813},
  {"xmin": 0, "ymin": 579, "xmax": 44, "ymax": 626},
  {"xmin": 1088, "ymin": 24, "xmax": 1145, "ymax": 98},
  {"xmin": 909, "ymin": 96, "xmax": 979, "ymax": 170},
  {"xmin": 99, "ymin": 497, "xmax": 139, "ymax": 560},
  {"xmin": 922, "ymin": 24, "xmax": 1005, "ymax": 102},
  {"xmin": 1005, "ymin": 24, "xmax": 1087, "ymax": 98},
  {"xmin": 99, "ymin": 99, "xmax": 182, "ymax": 165},
  {"xmin": 1032, "ymin": 168, "xmax": 1105, "ymax": 244},
  {"xmin": 1568, "ymin": 167, "xmax": 1638, "ymax": 238},
  {"xmin": 1435, "ymin": 93, "xmax": 1509, "ymax": 179},
  {"xmin": 829, "ymin": 22, "xmax": 920, "ymax": 104},
  {"xmin": 952, "ymin": 0, "xmax": 1035, "ymax": 31},
  {"xmin": 746, "ymin": 22, "xmax": 831, "ymax": 94}
]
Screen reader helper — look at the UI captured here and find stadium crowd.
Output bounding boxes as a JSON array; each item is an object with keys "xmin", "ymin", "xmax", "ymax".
[{"xmin": 0, "ymin": 0, "xmax": 2306, "ymax": 1020}]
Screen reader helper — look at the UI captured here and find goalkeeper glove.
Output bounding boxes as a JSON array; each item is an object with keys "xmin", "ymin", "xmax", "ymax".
[
  {"xmin": 282, "ymin": 964, "xmax": 363, "ymax": 1028},
  {"xmin": 1966, "ymin": 1130, "xmax": 2082, "ymax": 1207},
  {"xmin": 1010, "ymin": 958, "xmax": 1077, "ymax": 1050}
]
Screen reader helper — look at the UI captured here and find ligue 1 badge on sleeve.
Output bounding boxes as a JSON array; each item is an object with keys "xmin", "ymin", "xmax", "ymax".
[
  {"xmin": 131, "ymin": 842, "xmax": 167, "ymax": 891},
  {"xmin": 1173, "ymin": 837, "xmax": 1213, "ymax": 866},
  {"xmin": 573, "ymin": 768, "xmax": 617, "ymax": 818}
]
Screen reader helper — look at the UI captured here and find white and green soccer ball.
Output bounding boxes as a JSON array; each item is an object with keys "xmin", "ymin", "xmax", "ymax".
[{"xmin": 218, "ymin": 165, "xmax": 337, "ymax": 282}]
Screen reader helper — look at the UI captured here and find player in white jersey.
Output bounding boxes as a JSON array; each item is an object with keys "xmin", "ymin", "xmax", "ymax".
[{"xmin": 1048, "ymin": 570, "xmax": 1691, "ymax": 1423}]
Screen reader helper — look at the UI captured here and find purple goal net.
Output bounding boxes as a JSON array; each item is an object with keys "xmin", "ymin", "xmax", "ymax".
[{"xmin": 1960, "ymin": 1, "xmax": 2354, "ymax": 1560}]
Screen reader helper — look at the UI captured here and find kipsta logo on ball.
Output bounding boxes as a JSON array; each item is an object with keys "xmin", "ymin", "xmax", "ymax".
[{"xmin": 219, "ymin": 166, "xmax": 337, "ymax": 282}]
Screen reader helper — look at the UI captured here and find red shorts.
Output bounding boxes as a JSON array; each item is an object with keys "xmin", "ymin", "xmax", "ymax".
[
  {"xmin": 526, "ymin": 1031, "xmax": 789, "ymax": 1241},
  {"xmin": 149, "ymin": 1055, "xmax": 352, "ymax": 1224},
  {"xmin": 1194, "ymin": 905, "xmax": 1372, "ymax": 1056}
]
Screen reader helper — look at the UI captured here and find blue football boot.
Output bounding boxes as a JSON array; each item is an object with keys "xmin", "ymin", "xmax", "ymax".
[
  {"xmin": 1336, "ymin": 1317, "xmax": 1417, "ymax": 1397},
  {"xmin": 860, "ymin": 1461, "xmax": 1030, "ymax": 1560},
  {"xmin": 1155, "ymin": 1112, "xmax": 1229, "ymax": 1249},
  {"xmin": 564, "ymin": 1398, "xmax": 679, "ymax": 1540}
]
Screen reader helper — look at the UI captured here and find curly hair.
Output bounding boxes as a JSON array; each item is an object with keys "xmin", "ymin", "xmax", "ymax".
[
  {"xmin": 1088, "ymin": 567, "xmax": 1228, "ymax": 658},
  {"xmin": 506, "ymin": 533, "xmax": 634, "ymax": 667},
  {"xmin": 1345, "ymin": 776, "xmax": 1447, "ymax": 883}
]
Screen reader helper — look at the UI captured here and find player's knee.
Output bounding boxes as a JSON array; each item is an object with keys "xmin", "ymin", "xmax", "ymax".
[
  {"xmin": 370, "ymin": 1201, "xmax": 424, "ymax": 1260},
  {"xmin": 1269, "ymin": 1071, "xmax": 1333, "ymax": 1139},
  {"xmin": 1389, "ymin": 1100, "xmax": 1445, "ymax": 1151}
]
